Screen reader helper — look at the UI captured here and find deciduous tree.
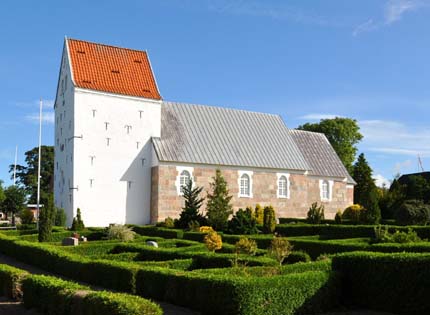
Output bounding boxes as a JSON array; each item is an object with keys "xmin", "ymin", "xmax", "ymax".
[{"xmin": 298, "ymin": 117, "xmax": 363, "ymax": 173}]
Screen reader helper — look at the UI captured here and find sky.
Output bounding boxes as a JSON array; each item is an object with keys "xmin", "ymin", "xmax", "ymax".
[{"xmin": 1, "ymin": 0, "xmax": 429, "ymax": 187}]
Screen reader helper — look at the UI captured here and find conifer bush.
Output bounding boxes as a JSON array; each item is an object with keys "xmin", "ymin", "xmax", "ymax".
[
  {"xmin": 177, "ymin": 179, "xmax": 206, "ymax": 229},
  {"xmin": 307, "ymin": 202, "xmax": 325, "ymax": 224},
  {"xmin": 206, "ymin": 169, "xmax": 233, "ymax": 231},
  {"xmin": 71, "ymin": 208, "xmax": 85, "ymax": 231},
  {"xmin": 263, "ymin": 206, "xmax": 276, "ymax": 234},
  {"xmin": 269, "ymin": 237, "xmax": 293, "ymax": 266},
  {"xmin": 227, "ymin": 208, "xmax": 259, "ymax": 235}
]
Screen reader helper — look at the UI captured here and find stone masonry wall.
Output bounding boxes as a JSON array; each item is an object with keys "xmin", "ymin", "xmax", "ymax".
[{"xmin": 150, "ymin": 164, "xmax": 354, "ymax": 224}]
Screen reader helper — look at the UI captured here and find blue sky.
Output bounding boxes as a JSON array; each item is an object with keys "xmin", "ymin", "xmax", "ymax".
[{"xmin": 1, "ymin": 0, "xmax": 429, "ymax": 187}]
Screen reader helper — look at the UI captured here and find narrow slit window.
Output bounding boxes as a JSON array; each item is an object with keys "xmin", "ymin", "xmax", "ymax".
[
  {"xmin": 89, "ymin": 179, "xmax": 94, "ymax": 188},
  {"xmin": 136, "ymin": 142, "xmax": 140, "ymax": 149},
  {"xmin": 125, "ymin": 125, "xmax": 132, "ymax": 134},
  {"xmin": 141, "ymin": 158, "xmax": 146, "ymax": 166},
  {"xmin": 139, "ymin": 110, "xmax": 144, "ymax": 119},
  {"xmin": 106, "ymin": 138, "xmax": 111, "ymax": 146},
  {"xmin": 90, "ymin": 156, "xmax": 95, "ymax": 165},
  {"xmin": 105, "ymin": 122, "xmax": 110, "ymax": 130},
  {"xmin": 92, "ymin": 109, "xmax": 97, "ymax": 118}
]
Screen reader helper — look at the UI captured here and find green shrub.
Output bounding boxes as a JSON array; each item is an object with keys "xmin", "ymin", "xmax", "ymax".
[
  {"xmin": 228, "ymin": 208, "xmax": 259, "ymax": 235},
  {"xmin": 136, "ymin": 267, "xmax": 340, "ymax": 315},
  {"xmin": 334, "ymin": 210, "xmax": 342, "ymax": 224},
  {"xmin": 284, "ymin": 251, "xmax": 312, "ymax": 264},
  {"xmin": 107, "ymin": 225, "xmax": 136, "ymax": 242},
  {"xmin": 19, "ymin": 209, "xmax": 34, "ymax": 225},
  {"xmin": 163, "ymin": 217, "xmax": 175, "ymax": 228},
  {"xmin": 332, "ymin": 252, "xmax": 430, "ymax": 314},
  {"xmin": 71, "ymin": 208, "xmax": 85, "ymax": 231},
  {"xmin": 54, "ymin": 208, "xmax": 67, "ymax": 227},
  {"xmin": 176, "ymin": 178, "xmax": 206, "ymax": 229},
  {"xmin": 82, "ymin": 291, "xmax": 162, "ymax": 315},
  {"xmin": 307, "ymin": 202, "xmax": 325, "ymax": 224},
  {"xmin": 131, "ymin": 225, "xmax": 184, "ymax": 239},
  {"xmin": 235, "ymin": 237, "xmax": 258, "ymax": 256},
  {"xmin": 206, "ymin": 169, "xmax": 233, "ymax": 231},
  {"xmin": 269, "ymin": 237, "xmax": 293, "ymax": 266},
  {"xmin": 342, "ymin": 204, "xmax": 365, "ymax": 223},
  {"xmin": 23, "ymin": 275, "xmax": 89, "ymax": 315},
  {"xmin": 0, "ymin": 264, "xmax": 29, "ymax": 299},
  {"xmin": 395, "ymin": 200, "xmax": 430, "ymax": 225},
  {"xmin": 263, "ymin": 206, "xmax": 276, "ymax": 234}
]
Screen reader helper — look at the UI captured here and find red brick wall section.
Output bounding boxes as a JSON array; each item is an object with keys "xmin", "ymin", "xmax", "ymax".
[{"xmin": 150, "ymin": 165, "xmax": 354, "ymax": 224}]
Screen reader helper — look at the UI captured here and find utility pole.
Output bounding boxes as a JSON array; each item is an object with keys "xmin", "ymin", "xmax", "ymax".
[{"xmin": 36, "ymin": 99, "xmax": 43, "ymax": 230}]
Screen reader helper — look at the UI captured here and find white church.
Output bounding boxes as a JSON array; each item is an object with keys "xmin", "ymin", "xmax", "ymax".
[{"xmin": 54, "ymin": 38, "xmax": 354, "ymax": 227}]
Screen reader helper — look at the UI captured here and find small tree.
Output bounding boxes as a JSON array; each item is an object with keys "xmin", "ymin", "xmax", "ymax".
[
  {"xmin": 235, "ymin": 237, "xmax": 257, "ymax": 256},
  {"xmin": 177, "ymin": 179, "xmax": 205, "ymax": 229},
  {"xmin": 71, "ymin": 208, "xmax": 85, "ymax": 231},
  {"xmin": 254, "ymin": 204, "xmax": 264, "ymax": 225},
  {"xmin": 269, "ymin": 237, "xmax": 293, "ymax": 266},
  {"xmin": 38, "ymin": 193, "xmax": 55, "ymax": 242},
  {"xmin": 306, "ymin": 202, "xmax": 325, "ymax": 224},
  {"xmin": 54, "ymin": 208, "xmax": 67, "ymax": 226},
  {"xmin": 334, "ymin": 210, "xmax": 342, "ymax": 224},
  {"xmin": 204, "ymin": 231, "xmax": 222, "ymax": 252},
  {"xmin": 206, "ymin": 169, "xmax": 233, "ymax": 231},
  {"xmin": 228, "ymin": 208, "xmax": 259, "ymax": 235},
  {"xmin": 263, "ymin": 206, "xmax": 276, "ymax": 234},
  {"xmin": 2, "ymin": 185, "xmax": 26, "ymax": 225},
  {"xmin": 19, "ymin": 209, "xmax": 34, "ymax": 225},
  {"xmin": 353, "ymin": 153, "xmax": 381, "ymax": 224}
]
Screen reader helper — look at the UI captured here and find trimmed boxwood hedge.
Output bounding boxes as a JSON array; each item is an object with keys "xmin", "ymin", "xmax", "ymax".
[
  {"xmin": 130, "ymin": 225, "xmax": 184, "ymax": 239},
  {"xmin": 0, "ymin": 264, "xmax": 29, "ymax": 299},
  {"xmin": 136, "ymin": 266, "xmax": 340, "ymax": 315},
  {"xmin": 276, "ymin": 223, "xmax": 430, "ymax": 239},
  {"xmin": 23, "ymin": 274, "xmax": 162, "ymax": 315},
  {"xmin": 332, "ymin": 252, "xmax": 430, "ymax": 315}
]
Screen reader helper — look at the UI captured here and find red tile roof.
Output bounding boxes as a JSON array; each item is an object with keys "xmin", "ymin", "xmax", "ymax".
[{"xmin": 67, "ymin": 39, "xmax": 161, "ymax": 100}]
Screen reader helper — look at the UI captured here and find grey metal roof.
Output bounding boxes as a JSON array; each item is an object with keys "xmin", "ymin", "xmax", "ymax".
[
  {"xmin": 289, "ymin": 130, "xmax": 356, "ymax": 184},
  {"xmin": 152, "ymin": 101, "xmax": 309, "ymax": 170}
]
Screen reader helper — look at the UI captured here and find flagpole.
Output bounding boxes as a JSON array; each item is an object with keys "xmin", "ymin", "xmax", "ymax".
[
  {"xmin": 13, "ymin": 146, "xmax": 18, "ymax": 185},
  {"xmin": 36, "ymin": 99, "xmax": 42, "ymax": 230}
]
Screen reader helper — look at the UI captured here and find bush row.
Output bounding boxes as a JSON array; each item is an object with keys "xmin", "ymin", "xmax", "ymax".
[
  {"xmin": 136, "ymin": 266, "xmax": 340, "ymax": 315},
  {"xmin": 276, "ymin": 224, "xmax": 430, "ymax": 239},
  {"xmin": 278, "ymin": 218, "xmax": 396, "ymax": 225},
  {"xmin": 22, "ymin": 274, "xmax": 162, "ymax": 315},
  {"xmin": 129, "ymin": 225, "xmax": 184, "ymax": 239},
  {"xmin": 332, "ymin": 252, "xmax": 430, "ymax": 315},
  {"xmin": 288, "ymin": 237, "xmax": 430, "ymax": 259}
]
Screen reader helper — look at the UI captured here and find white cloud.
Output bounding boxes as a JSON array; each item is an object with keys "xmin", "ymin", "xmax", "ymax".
[
  {"xmin": 353, "ymin": 19, "xmax": 379, "ymax": 36},
  {"xmin": 25, "ymin": 111, "xmax": 55, "ymax": 124},
  {"xmin": 384, "ymin": 0, "xmax": 423, "ymax": 24},
  {"xmin": 359, "ymin": 119, "xmax": 430, "ymax": 158},
  {"xmin": 352, "ymin": 0, "xmax": 430, "ymax": 36},
  {"xmin": 298, "ymin": 113, "xmax": 343, "ymax": 121},
  {"xmin": 207, "ymin": 0, "xmax": 335, "ymax": 26},
  {"xmin": 394, "ymin": 159, "xmax": 414, "ymax": 174},
  {"xmin": 373, "ymin": 174, "xmax": 391, "ymax": 188}
]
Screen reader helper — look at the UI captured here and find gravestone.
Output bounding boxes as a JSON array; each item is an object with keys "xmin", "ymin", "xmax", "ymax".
[{"xmin": 62, "ymin": 237, "xmax": 79, "ymax": 246}]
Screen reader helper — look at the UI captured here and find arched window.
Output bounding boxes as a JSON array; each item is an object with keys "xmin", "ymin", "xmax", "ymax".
[
  {"xmin": 278, "ymin": 175, "xmax": 288, "ymax": 198},
  {"xmin": 179, "ymin": 170, "xmax": 191, "ymax": 193},
  {"xmin": 321, "ymin": 180, "xmax": 329, "ymax": 200},
  {"xmin": 240, "ymin": 174, "xmax": 250, "ymax": 196}
]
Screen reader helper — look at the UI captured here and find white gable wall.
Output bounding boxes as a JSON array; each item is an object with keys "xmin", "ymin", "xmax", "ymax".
[{"xmin": 71, "ymin": 89, "xmax": 161, "ymax": 227}]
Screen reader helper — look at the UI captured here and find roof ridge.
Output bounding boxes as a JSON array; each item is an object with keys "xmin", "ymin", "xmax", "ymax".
[
  {"xmin": 290, "ymin": 129, "xmax": 326, "ymax": 136},
  {"xmin": 67, "ymin": 38, "xmax": 148, "ymax": 54},
  {"xmin": 163, "ymin": 101, "xmax": 281, "ymax": 118}
]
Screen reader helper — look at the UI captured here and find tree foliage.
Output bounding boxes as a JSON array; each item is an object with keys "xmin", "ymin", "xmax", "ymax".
[
  {"xmin": 263, "ymin": 206, "xmax": 276, "ymax": 234},
  {"xmin": 38, "ymin": 193, "xmax": 55, "ymax": 242},
  {"xmin": 1, "ymin": 185, "xmax": 26, "ymax": 225},
  {"xmin": 206, "ymin": 169, "xmax": 233, "ymax": 231},
  {"xmin": 71, "ymin": 208, "xmax": 85, "ymax": 231},
  {"xmin": 177, "ymin": 179, "xmax": 205, "ymax": 228},
  {"xmin": 306, "ymin": 202, "xmax": 325, "ymax": 224},
  {"xmin": 54, "ymin": 208, "xmax": 67, "ymax": 226},
  {"xmin": 298, "ymin": 117, "xmax": 363, "ymax": 173},
  {"xmin": 227, "ymin": 208, "xmax": 259, "ymax": 235},
  {"xmin": 9, "ymin": 146, "xmax": 54, "ymax": 204},
  {"xmin": 352, "ymin": 153, "xmax": 380, "ymax": 224},
  {"xmin": 204, "ymin": 231, "xmax": 222, "ymax": 252}
]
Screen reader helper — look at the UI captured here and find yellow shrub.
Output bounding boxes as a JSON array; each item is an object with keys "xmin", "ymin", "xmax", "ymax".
[
  {"xmin": 254, "ymin": 204, "xmax": 264, "ymax": 225},
  {"xmin": 204, "ymin": 231, "xmax": 222, "ymax": 252},
  {"xmin": 342, "ymin": 204, "xmax": 365, "ymax": 223},
  {"xmin": 199, "ymin": 226, "xmax": 214, "ymax": 233}
]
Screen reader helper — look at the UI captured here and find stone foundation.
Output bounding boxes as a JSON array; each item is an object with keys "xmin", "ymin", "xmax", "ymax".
[{"xmin": 151, "ymin": 164, "xmax": 353, "ymax": 224}]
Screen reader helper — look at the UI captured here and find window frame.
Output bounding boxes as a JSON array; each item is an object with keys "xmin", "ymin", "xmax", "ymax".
[
  {"xmin": 277, "ymin": 173, "xmax": 290, "ymax": 199},
  {"xmin": 175, "ymin": 166, "xmax": 194, "ymax": 196},
  {"xmin": 238, "ymin": 170, "xmax": 253, "ymax": 198},
  {"xmin": 319, "ymin": 179, "xmax": 334, "ymax": 201}
]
